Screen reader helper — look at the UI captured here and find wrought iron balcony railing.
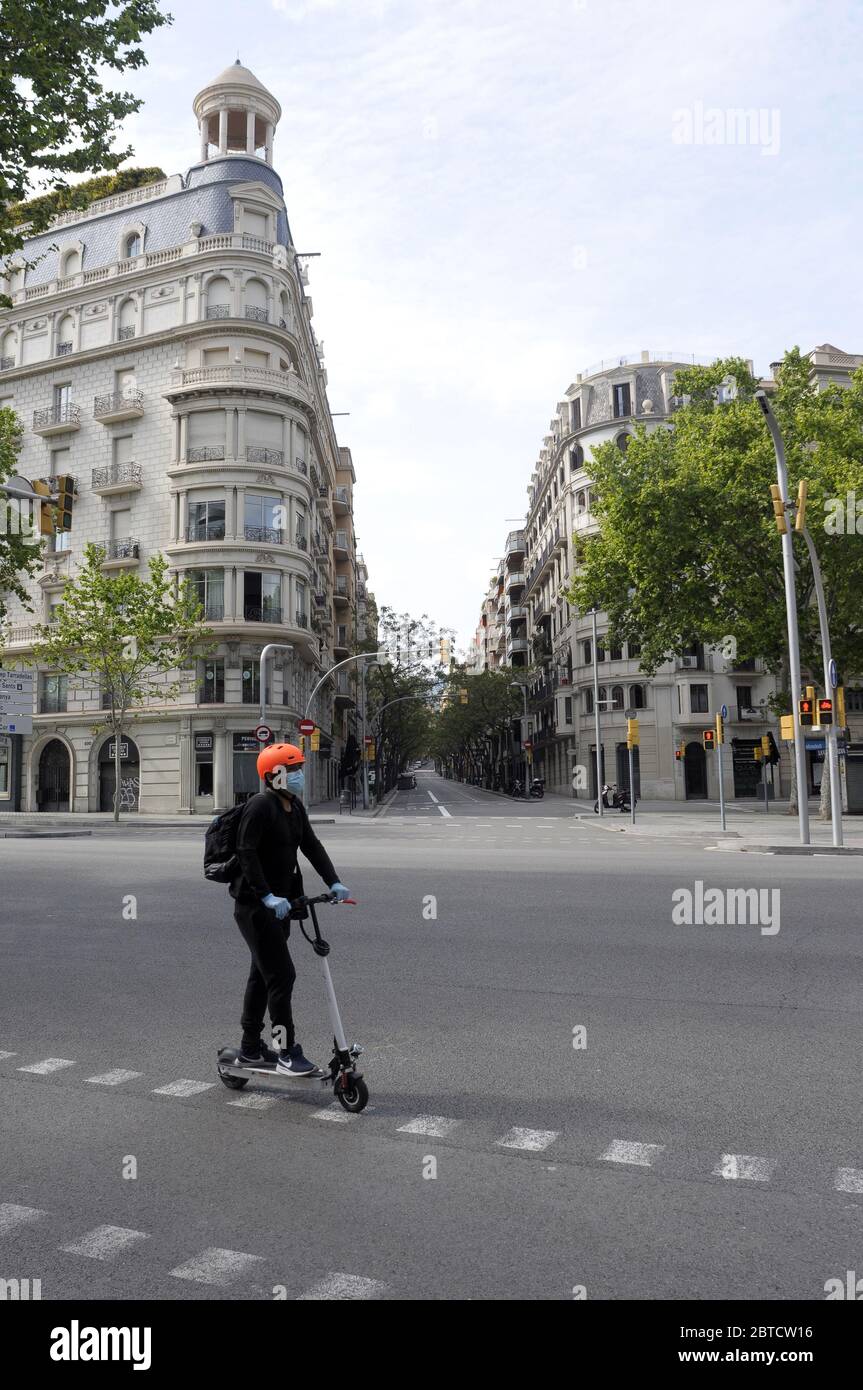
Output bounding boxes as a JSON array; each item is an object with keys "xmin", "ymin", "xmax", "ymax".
[
  {"xmin": 244, "ymin": 526, "xmax": 284, "ymax": 544},
  {"xmin": 246, "ymin": 446, "xmax": 283, "ymax": 467},
  {"xmin": 244, "ymin": 604, "xmax": 282, "ymax": 624},
  {"xmin": 244, "ymin": 306, "xmax": 268, "ymax": 323},
  {"xmin": 92, "ymin": 463, "xmax": 143, "ymax": 489},
  {"xmin": 186, "ymin": 522, "xmax": 226, "ymax": 542},
  {"xmin": 94, "ymin": 389, "xmax": 144, "ymax": 417},
  {"xmin": 117, "ymin": 325, "xmax": 135, "ymax": 341},
  {"xmin": 106, "ymin": 538, "xmax": 139, "ymax": 560},
  {"xmin": 33, "ymin": 403, "xmax": 80, "ymax": 429},
  {"xmin": 187, "ymin": 446, "xmax": 225, "ymax": 463},
  {"xmin": 206, "ymin": 304, "xmax": 231, "ymax": 319}
]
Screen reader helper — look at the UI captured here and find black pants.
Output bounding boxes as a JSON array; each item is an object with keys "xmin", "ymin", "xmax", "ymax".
[{"xmin": 234, "ymin": 901, "xmax": 297, "ymax": 1052}]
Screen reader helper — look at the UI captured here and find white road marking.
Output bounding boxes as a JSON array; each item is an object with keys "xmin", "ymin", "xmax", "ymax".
[
  {"xmin": 298, "ymin": 1272, "xmax": 387, "ymax": 1300},
  {"xmin": 438, "ymin": 806, "xmax": 452, "ymax": 818},
  {"xmin": 0, "ymin": 1203, "xmax": 48, "ymax": 1235},
  {"xmin": 61, "ymin": 1225, "xmax": 150, "ymax": 1260},
  {"xmin": 835, "ymin": 1167, "xmax": 863, "ymax": 1194},
  {"xmin": 0, "ymin": 1051, "xmax": 17, "ymax": 1061},
  {"xmin": 497, "ymin": 1127, "xmax": 559, "ymax": 1152},
  {"xmin": 18, "ymin": 1057, "xmax": 75, "ymax": 1075},
  {"xmin": 312, "ymin": 1103, "xmax": 352, "ymax": 1122},
  {"xmin": 152, "ymin": 1078, "xmax": 216, "ymax": 1098},
  {"xmin": 397, "ymin": 1115, "xmax": 461, "ymax": 1138},
  {"xmin": 427, "ymin": 791, "xmax": 438, "ymax": 803},
  {"xmin": 86, "ymin": 1069, "xmax": 143, "ymax": 1087},
  {"xmin": 170, "ymin": 1247, "xmax": 264, "ymax": 1286},
  {"xmin": 601, "ymin": 1139, "xmax": 665, "ymax": 1167},
  {"xmin": 713, "ymin": 1153, "xmax": 775, "ymax": 1182},
  {"xmin": 227, "ymin": 1092, "xmax": 281, "ymax": 1110}
]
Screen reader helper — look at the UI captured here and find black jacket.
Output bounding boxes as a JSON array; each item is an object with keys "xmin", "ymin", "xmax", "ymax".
[{"xmin": 230, "ymin": 790, "xmax": 338, "ymax": 909}]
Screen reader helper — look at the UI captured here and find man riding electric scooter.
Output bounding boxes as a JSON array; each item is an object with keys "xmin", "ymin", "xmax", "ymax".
[{"xmin": 229, "ymin": 742, "xmax": 351, "ymax": 1077}]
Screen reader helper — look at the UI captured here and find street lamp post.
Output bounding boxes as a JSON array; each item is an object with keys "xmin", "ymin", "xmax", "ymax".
[
  {"xmin": 591, "ymin": 609, "xmax": 603, "ymax": 816},
  {"xmin": 755, "ymin": 392, "xmax": 810, "ymax": 845},
  {"xmin": 799, "ymin": 526, "xmax": 843, "ymax": 847},
  {"xmin": 305, "ymin": 650, "xmax": 385, "ymax": 807},
  {"xmin": 509, "ymin": 681, "xmax": 528, "ymax": 795}
]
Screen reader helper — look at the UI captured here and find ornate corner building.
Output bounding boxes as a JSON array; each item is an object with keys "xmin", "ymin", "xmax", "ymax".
[{"xmin": 0, "ymin": 61, "xmax": 374, "ymax": 813}]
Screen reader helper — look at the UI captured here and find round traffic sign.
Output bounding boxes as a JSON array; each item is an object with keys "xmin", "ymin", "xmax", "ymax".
[
  {"xmin": 721, "ymin": 704, "xmax": 728, "ymax": 719},
  {"xmin": 254, "ymin": 724, "xmax": 272, "ymax": 743},
  {"xmin": 363, "ymin": 735, "xmax": 373, "ymax": 745},
  {"xmin": 298, "ymin": 718, "xmax": 315, "ymax": 735},
  {"xmin": 829, "ymin": 658, "xmax": 838, "ymax": 689}
]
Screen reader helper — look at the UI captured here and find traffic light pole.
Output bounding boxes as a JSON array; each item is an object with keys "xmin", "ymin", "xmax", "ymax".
[
  {"xmin": 756, "ymin": 393, "xmax": 810, "ymax": 845},
  {"xmin": 717, "ymin": 739, "xmax": 727, "ymax": 832},
  {"xmin": 591, "ymin": 610, "xmax": 603, "ymax": 817},
  {"xmin": 799, "ymin": 527, "xmax": 843, "ymax": 848},
  {"xmin": 628, "ymin": 744, "xmax": 635, "ymax": 825}
]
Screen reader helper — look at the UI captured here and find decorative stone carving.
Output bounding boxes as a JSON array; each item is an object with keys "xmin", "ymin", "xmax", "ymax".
[
  {"xmin": 254, "ymin": 552, "xmax": 276, "ymax": 563},
  {"xmin": 254, "ymin": 473, "xmax": 276, "ymax": 484}
]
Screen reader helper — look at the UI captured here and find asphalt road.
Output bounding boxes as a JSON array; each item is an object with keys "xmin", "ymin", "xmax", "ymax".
[{"xmin": 1, "ymin": 768, "xmax": 862, "ymax": 1301}]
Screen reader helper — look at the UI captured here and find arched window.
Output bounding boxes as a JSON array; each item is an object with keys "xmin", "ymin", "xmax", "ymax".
[
  {"xmin": 585, "ymin": 688, "xmax": 594, "ymax": 715},
  {"xmin": 56, "ymin": 314, "xmax": 74, "ymax": 355},
  {"xmin": 244, "ymin": 277, "xmax": 268, "ymax": 323},
  {"xmin": 576, "ymin": 490, "xmax": 587, "ymax": 513},
  {"xmin": 616, "ymin": 432, "xmax": 630, "ymax": 454},
  {"xmin": 125, "ymin": 232, "xmax": 142, "ymax": 259},
  {"xmin": 1, "ymin": 327, "xmax": 17, "ymax": 367},
  {"xmin": 611, "ymin": 685, "xmax": 624, "ymax": 710},
  {"xmin": 61, "ymin": 248, "xmax": 81, "ymax": 278},
  {"xmin": 278, "ymin": 291, "xmax": 291, "ymax": 330},
  {"xmin": 630, "ymin": 684, "xmax": 645, "ymax": 709},
  {"xmin": 117, "ymin": 298, "xmax": 136, "ymax": 341},
  {"xmin": 598, "ymin": 686, "xmax": 607, "ymax": 706},
  {"xmin": 206, "ymin": 276, "xmax": 232, "ymax": 320},
  {"xmin": 571, "ymin": 444, "xmax": 584, "ymax": 470}
]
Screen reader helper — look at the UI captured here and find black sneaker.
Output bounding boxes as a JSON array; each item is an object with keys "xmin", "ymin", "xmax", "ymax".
[
  {"xmin": 276, "ymin": 1043, "xmax": 319, "ymax": 1077},
  {"xmin": 238, "ymin": 1042, "xmax": 278, "ymax": 1068}
]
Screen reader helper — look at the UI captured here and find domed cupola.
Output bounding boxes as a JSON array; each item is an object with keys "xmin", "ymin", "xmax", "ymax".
[{"xmin": 193, "ymin": 59, "xmax": 282, "ymax": 166}]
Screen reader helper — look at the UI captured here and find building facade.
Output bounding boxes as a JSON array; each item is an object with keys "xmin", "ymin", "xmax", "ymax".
[
  {"xmin": 0, "ymin": 62, "xmax": 370, "ymax": 813},
  {"xmin": 478, "ymin": 347, "xmax": 863, "ymax": 802}
]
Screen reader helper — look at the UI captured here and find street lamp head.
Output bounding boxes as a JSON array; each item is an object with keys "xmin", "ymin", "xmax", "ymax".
[{"xmin": 754, "ymin": 390, "xmax": 771, "ymax": 417}]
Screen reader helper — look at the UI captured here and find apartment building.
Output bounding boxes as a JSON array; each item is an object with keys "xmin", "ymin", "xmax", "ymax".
[
  {"xmin": 0, "ymin": 61, "xmax": 369, "ymax": 812},
  {"xmin": 481, "ymin": 346, "xmax": 863, "ymax": 802}
]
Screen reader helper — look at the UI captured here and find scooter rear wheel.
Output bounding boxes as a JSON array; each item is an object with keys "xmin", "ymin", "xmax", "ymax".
[
  {"xmin": 219, "ymin": 1071, "xmax": 249, "ymax": 1090},
  {"xmin": 336, "ymin": 1077, "xmax": 369, "ymax": 1113}
]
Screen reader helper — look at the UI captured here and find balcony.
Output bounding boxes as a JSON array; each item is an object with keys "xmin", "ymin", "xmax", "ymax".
[
  {"xmin": 334, "ymin": 580, "xmax": 349, "ymax": 605},
  {"xmin": 295, "ymin": 610, "xmax": 308, "ymax": 629},
  {"xmin": 505, "ymin": 529, "xmax": 526, "ymax": 560},
  {"xmin": 118, "ymin": 325, "xmax": 136, "ymax": 341},
  {"xmin": 91, "ymin": 463, "xmax": 143, "ymax": 496},
  {"xmin": 246, "ymin": 446, "xmax": 283, "ymax": 468},
  {"xmin": 504, "ymin": 570, "xmax": 525, "ymax": 593},
  {"xmin": 0, "ymin": 623, "xmax": 40, "ymax": 649},
  {"xmin": 244, "ymin": 526, "xmax": 284, "ymax": 545},
  {"xmin": 295, "ymin": 533, "xmax": 308, "ymax": 551},
  {"xmin": 333, "ymin": 486, "xmax": 351, "ymax": 514},
  {"xmin": 187, "ymin": 446, "xmax": 225, "ymax": 463},
  {"xmin": 508, "ymin": 605, "xmax": 527, "ymax": 622},
  {"xmin": 186, "ymin": 522, "xmax": 226, "ymax": 542},
  {"xmin": 33, "ymin": 404, "xmax": 80, "ymax": 437},
  {"xmin": 102, "ymin": 538, "xmax": 140, "ymax": 569},
  {"xmin": 1, "ymin": 356, "xmax": 15, "ymax": 371},
  {"xmin": 333, "ymin": 530, "xmax": 349, "ymax": 558},
  {"xmin": 313, "ymin": 534, "xmax": 328, "ymax": 558},
  {"xmin": 56, "ymin": 341, "xmax": 73, "ymax": 357},
  {"xmin": 245, "ymin": 306, "xmax": 268, "ymax": 323},
  {"xmin": 93, "ymin": 389, "xmax": 144, "ymax": 424},
  {"xmin": 507, "ymin": 638, "xmax": 529, "ymax": 655},
  {"xmin": 244, "ymin": 604, "xmax": 282, "ymax": 624},
  {"xmin": 206, "ymin": 304, "xmax": 231, "ymax": 319},
  {"xmin": 168, "ymin": 366, "xmax": 314, "ymax": 412},
  {"xmin": 242, "ymin": 234, "xmax": 274, "ymax": 255},
  {"xmin": 314, "ymin": 590, "xmax": 327, "ymax": 606}
]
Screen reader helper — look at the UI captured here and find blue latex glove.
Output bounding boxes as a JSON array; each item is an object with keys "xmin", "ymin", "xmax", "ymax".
[
  {"xmin": 263, "ymin": 893, "xmax": 291, "ymax": 920},
  {"xmin": 329, "ymin": 882, "xmax": 350, "ymax": 903}
]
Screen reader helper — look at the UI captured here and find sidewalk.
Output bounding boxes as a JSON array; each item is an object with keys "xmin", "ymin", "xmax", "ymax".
[
  {"xmin": 0, "ymin": 803, "xmax": 344, "ymax": 833},
  {"xmin": 574, "ymin": 799, "xmax": 863, "ymax": 853}
]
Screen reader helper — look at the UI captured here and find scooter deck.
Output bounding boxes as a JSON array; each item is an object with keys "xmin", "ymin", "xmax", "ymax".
[{"xmin": 217, "ymin": 1048, "xmax": 327, "ymax": 1082}]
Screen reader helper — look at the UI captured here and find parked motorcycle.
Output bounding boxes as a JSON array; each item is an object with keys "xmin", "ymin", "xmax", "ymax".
[
  {"xmin": 529, "ymin": 777, "xmax": 544, "ymax": 799},
  {"xmin": 593, "ymin": 781, "xmax": 637, "ymax": 814}
]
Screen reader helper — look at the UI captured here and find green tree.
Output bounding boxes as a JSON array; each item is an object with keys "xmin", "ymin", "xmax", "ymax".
[
  {"xmin": 566, "ymin": 351, "xmax": 863, "ymax": 813},
  {"xmin": 0, "ymin": 408, "xmax": 43, "ymax": 630},
  {"xmin": 430, "ymin": 668, "xmax": 524, "ymax": 787},
  {"xmin": 1, "ymin": 0, "xmax": 172, "ymax": 292},
  {"xmin": 32, "ymin": 544, "xmax": 209, "ymax": 820}
]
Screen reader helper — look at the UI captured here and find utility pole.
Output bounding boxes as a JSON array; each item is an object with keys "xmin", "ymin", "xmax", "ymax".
[
  {"xmin": 756, "ymin": 392, "xmax": 810, "ymax": 845},
  {"xmin": 591, "ymin": 609, "xmax": 603, "ymax": 815},
  {"xmin": 798, "ymin": 519, "xmax": 843, "ymax": 847}
]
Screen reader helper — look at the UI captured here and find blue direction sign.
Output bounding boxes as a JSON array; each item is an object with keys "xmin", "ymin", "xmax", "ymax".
[
  {"xmin": 720, "ymin": 704, "xmax": 728, "ymax": 719},
  {"xmin": 829, "ymin": 658, "xmax": 838, "ymax": 689}
]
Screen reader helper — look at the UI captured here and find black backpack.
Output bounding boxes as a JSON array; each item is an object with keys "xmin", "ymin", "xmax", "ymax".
[{"xmin": 203, "ymin": 804, "xmax": 245, "ymax": 883}]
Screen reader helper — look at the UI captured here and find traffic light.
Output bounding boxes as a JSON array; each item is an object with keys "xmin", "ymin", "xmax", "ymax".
[
  {"xmin": 715, "ymin": 713, "xmax": 724, "ymax": 745},
  {"xmin": 837, "ymin": 686, "xmax": 846, "ymax": 730},
  {"xmin": 798, "ymin": 693, "xmax": 814, "ymax": 727},
  {"xmin": 31, "ymin": 478, "xmax": 53, "ymax": 536},
  {"xmin": 310, "ymin": 728, "xmax": 321, "ymax": 751},
  {"xmin": 769, "ymin": 483, "xmax": 788, "ymax": 535},
  {"xmin": 817, "ymin": 698, "xmax": 833, "ymax": 727},
  {"xmin": 702, "ymin": 728, "xmax": 716, "ymax": 752},
  {"xmin": 626, "ymin": 717, "xmax": 639, "ymax": 749},
  {"xmin": 754, "ymin": 746, "xmax": 763, "ymax": 762},
  {"xmin": 53, "ymin": 475, "xmax": 74, "ymax": 532},
  {"xmin": 794, "ymin": 478, "xmax": 808, "ymax": 532},
  {"xmin": 459, "ymin": 687, "xmax": 468, "ymax": 705},
  {"xmin": 675, "ymin": 742, "xmax": 686, "ymax": 761},
  {"xmin": 761, "ymin": 734, "xmax": 771, "ymax": 758}
]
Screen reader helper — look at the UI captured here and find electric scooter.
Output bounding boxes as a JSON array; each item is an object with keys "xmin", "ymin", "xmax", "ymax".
[{"xmin": 217, "ymin": 892, "xmax": 368, "ymax": 1113}]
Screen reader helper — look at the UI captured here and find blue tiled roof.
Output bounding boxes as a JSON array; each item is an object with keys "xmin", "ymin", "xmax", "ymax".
[{"xmin": 15, "ymin": 159, "xmax": 291, "ymax": 287}]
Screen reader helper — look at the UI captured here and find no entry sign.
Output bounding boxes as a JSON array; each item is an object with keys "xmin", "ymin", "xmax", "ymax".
[{"xmin": 298, "ymin": 719, "xmax": 315, "ymax": 735}]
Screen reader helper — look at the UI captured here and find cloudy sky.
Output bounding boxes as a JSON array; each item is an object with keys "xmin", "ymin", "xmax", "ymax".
[{"xmin": 111, "ymin": 0, "xmax": 862, "ymax": 651}]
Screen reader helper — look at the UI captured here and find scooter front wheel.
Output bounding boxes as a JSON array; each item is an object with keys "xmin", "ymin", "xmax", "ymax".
[
  {"xmin": 219, "ymin": 1071, "xmax": 249, "ymax": 1090},
  {"xmin": 336, "ymin": 1077, "xmax": 369, "ymax": 1113}
]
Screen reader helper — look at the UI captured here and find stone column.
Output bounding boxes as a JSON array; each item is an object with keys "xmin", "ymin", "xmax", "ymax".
[
  {"xmin": 218, "ymin": 108, "xmax": 228, "ymax": 155},
  {"xmin": 237, "ymin": 406, "xmax": 246, "ymax": 461},
  {"xmin": 236, "ymin": 487, "xmax": 246, "ymax": 542},
  {"xmin": 265, "ymin": 123, "xmax": 273, "ymax": 165},
  {"xmin": 199, "ymin": 119, "xmax": 208, "ymax": 162},
  {"xmin": 213, "ymin": 724, "xmax": 227, "ymax": 811},
  {"xmin": 178, "ymin": 720, "xmax": 192, "ymax": 813},
  {"xmin": 246, "ymin": 109, "xmax": 256, "ymax": 155}
]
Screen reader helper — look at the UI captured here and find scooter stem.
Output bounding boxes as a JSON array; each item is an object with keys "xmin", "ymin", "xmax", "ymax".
[{"xmin": 318, "ymin": 954, "xmax": 349, "ymax": 1053}]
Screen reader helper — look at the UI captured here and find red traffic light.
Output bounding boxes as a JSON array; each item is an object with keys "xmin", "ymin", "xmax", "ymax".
[
  {"xmin": 798, "ymin": 698, "xmax": 813, "ymax": 727},
  {"xmin": 817, "ymin": 698, "xmax": 833, "ymax": 726}
]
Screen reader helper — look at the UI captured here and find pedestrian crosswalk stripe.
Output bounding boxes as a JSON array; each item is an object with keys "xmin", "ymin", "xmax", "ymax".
[
  {"xmin": 835, "ymin": 1167, "xmax": 863, "ymax": 1194},
  {"xmin": 169, "ymin": 1247, "xmax": 264, "ymax": 1285},
  {"xmin": 713, "ymin": 1153, "xmax": 775, "ymax": 1182},
  {"xmin": 0, "ymin": 1202, "xmax": 48, "ymax": 1235},
  {"xmin": 298, "ymin": 1272, "xmax": 387, "ymax": 1300},
  {"xmin": 497, "ymin": 1127, "xmax": 559, "ymax": 1152},
  {"xmin": 86, "ymin": 1069, "xmax": 143, "ymax": 1086},
  {"xmin": 0, "ymin": 1051, "xmax": 17, "ymax": 1061},
  {"xmin": 152, "ymin": 1078, "xmax": 215, "ymax": 1098},
  {"xmin": 61, "ymin": 1225, "xmax": 150, "ymax": 1260},
  {"xmin": 227, "ymin": 1092, "xmax": 281, "ymax": 1110},
  {"xmin": 397, "ymin": 1115, "xmax": 461, "ymax": 1138},
  {"xmin": 18, "ymin": 1057, "xmax": 75, "ymax": 1075},
  {"xmin": 601, "ymin": 1139, "xmax": 665, "ymax": 1167}
]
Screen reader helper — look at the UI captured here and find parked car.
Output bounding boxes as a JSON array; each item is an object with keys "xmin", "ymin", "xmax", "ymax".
[{"xmin": 397, "ymin": 773, "xmax": 417, "ymax": 790}]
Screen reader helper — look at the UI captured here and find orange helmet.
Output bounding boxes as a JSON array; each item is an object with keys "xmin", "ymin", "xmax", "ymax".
[{"xmin": 257, "ymin": 741, "xmax": 305, "ymax": 779}]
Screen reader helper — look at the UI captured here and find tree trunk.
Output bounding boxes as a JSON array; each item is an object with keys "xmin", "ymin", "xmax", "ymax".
[{"xmin": 113, "ymin": 722, "xmax": 121, "ymax": 823}]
